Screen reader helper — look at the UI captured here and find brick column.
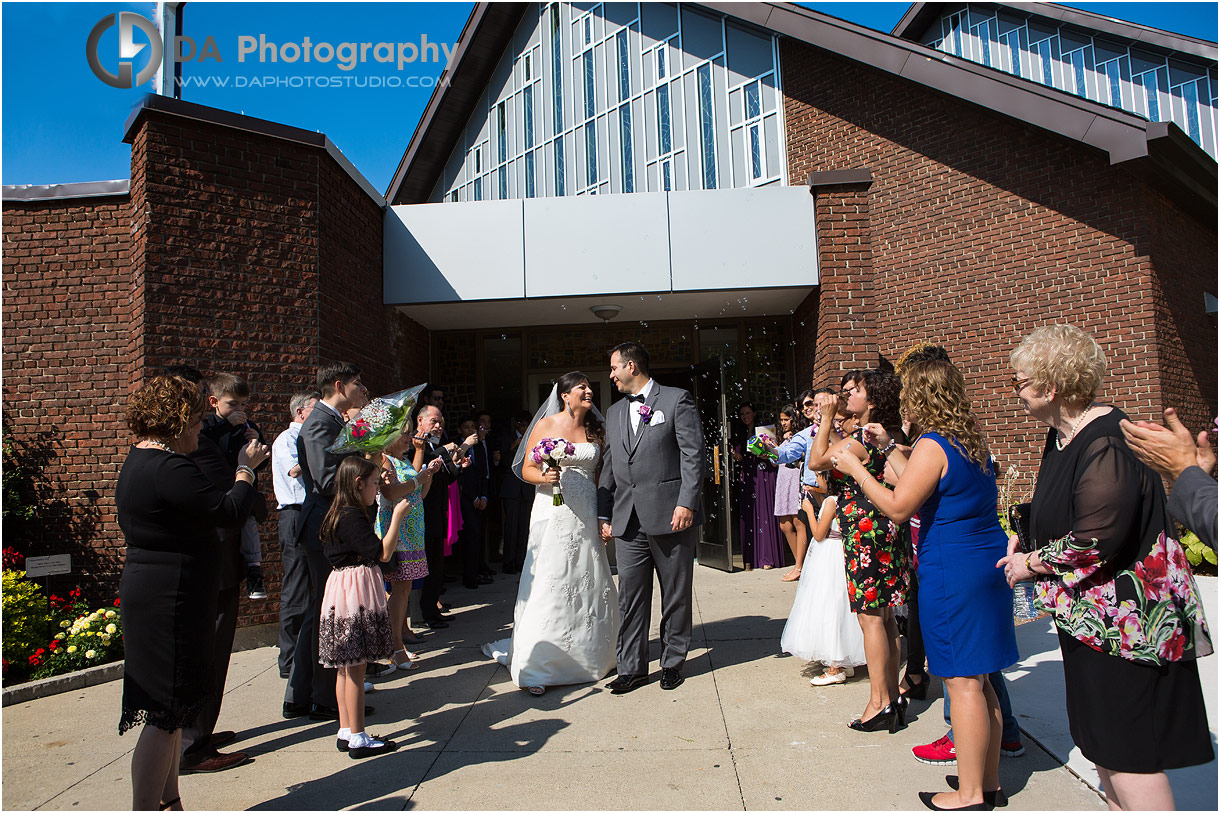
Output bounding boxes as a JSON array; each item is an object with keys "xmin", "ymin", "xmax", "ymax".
[{"xmin": 809, "ymin": 169, "xmax": 877, "ymax": 389}]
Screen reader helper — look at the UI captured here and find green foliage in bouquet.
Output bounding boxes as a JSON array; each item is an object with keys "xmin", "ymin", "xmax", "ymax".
[{"xmin": 328, "ymin": 384, "xmax": 427, "ymax": 454}]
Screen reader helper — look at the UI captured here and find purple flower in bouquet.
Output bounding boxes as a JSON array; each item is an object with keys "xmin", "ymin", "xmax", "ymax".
[
  {"xmin": 530, "ymin": 437, "xmax": 576, "ymax": 505},
  {"xmin": 638, "ymin": 404, "xmax": 653, "ymax": 425}
]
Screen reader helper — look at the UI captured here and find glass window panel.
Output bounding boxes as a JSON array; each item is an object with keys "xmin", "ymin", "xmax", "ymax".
[
  {"xmin": 576, "ymin": 121, "xmax": 587, "ymax": 185},
  {"xmin": 585, "ymin": 122, "xmax": 598, "ymax": 186},
  {"xmin": 729, "ymin": 87, "xmax": 742, "ymax": 126},
  {"xmin": 745, "ymin": 81, "xmax": 760, "ymax": 119},
  {"xmin": 525, "ymin": 150, "xmax": 536, "ymax": 198},
  {"xmin": 595, "ymin": 41, "xmax": 608, "ymax": 116},
  {"xmin": 643, "ymin": 42, "xmax": 655, "ymax": 87},
  {"xmin": 499, "ymin": 166, "xmax": 507, "ymax": 200},
  {"xmin": 644, "ymin": 89, "xmax": 658, "ymax": 159},
  {"xmin": 657, "ymin": 46, "xmax": 667, "ymax": 80},
  {"xmin": 749, "ymin": 124, "xmax": 762, "ymax": 180},
  {"xmin": 620, "ymin": 103, "xmax": 634, "ymax": 193},
  {"xmin": 598, "ymin": 114, "xmax": 609, "ymax": 187},
  {"xmin": 1035, "ymin": 38, "xmax": 1053, "ymax": 86},
  {"xmin": 497, "ymin": 103, "xmax": 507, "ymax": 163},
  {"xmin": 524, "ymin": 85, "xmax": 535, "ymax": 149},
  {"xmin": 725, "ymin": 22, "xmax": 773, "ymax": 86},
  {"xmin": 584, "ymin": 49, "xmax": 596, "ymax": 119},
  {"xmin": 524, "ymin": 52, "xmax": 532, "ymax": 81},
  {"xmin": 730, "ymin": 126, "xmax": 745, "ymax": 187},
  {"xmin": 761, "ymin": 72, "xmax": 777, "ymax": 113},
  {"xmin": 1182, "ymin": 80, "xmax": 1202, "ymax": 143},
  {"xmin": 763, "ymin": 113, "xmax": 780, "ymax": 179},
  {"xmin": 1105, "ymin": 60, "xmax": 1121, "ymax": 107},
  {"xmin": 640, "ymin": 1, "xmax": 678, "ymax": 45},
  {"xmin": 658, "ymin": 83, "xmax": 672, "ymax": 154},
  {"xmin": 1142, "ymin": 70, "xmax": 1161, "ymax": 120},
  {"xmin": 551, "ymin": 5, "xmax": 564, "ymax": 134},
  {"xmin": 474, "ymin": 175, "xmax": 482, "ymax": 201},
  {"xmin": 647, "ymin": 160, "xmax": 658, "ymax": 193},
  {"xmin": 616, "ymin": 29, "xmax": 630, "ymax": 102},
  {"xmin": 681, "ymin": 7, "xmax": 723, "ymax": 65},
  {"xmin": 670, "ymin": 77, "xmax": 685, "ymax": 151},
  {"xmin": 555, "ymin": 133, "xmax": 565, "ymax": 195},
  {"xmin": 673, "ymin": 151, "xmax": 687, "ymax": 190},
  {"xmin": 663, "ymin": 159, "xmax": 672, "ymax": 191},
  {"xmin": 697, "ymin": 63, "xmax": 717, "ymax": 189}
]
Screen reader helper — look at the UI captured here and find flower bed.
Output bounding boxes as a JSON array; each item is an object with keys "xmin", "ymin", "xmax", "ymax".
[{"xmin": 1, "ymin": 564, "xmax": 123, "ymax": 686}]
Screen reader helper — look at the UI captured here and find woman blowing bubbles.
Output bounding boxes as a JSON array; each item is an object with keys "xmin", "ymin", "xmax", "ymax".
[{"xmin": 833, "ymin": 358, "xmax": 1017, "ymax": 811}]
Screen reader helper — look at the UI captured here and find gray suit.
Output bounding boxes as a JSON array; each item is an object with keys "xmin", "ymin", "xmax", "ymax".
[
  {"xmin": 597, "ymin": 382, "xmax": 705, "ymax": 675},
  {"xmin": 1168, "ymin": 466, "xmax": 1217, "ymax": 550},
  {"xmin": 285, "ymin": 402, "xmax": 348, "ymax": 709}
]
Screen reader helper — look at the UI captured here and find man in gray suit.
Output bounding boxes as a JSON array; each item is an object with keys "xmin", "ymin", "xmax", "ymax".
[
  {"xmin": 1121, "ymin": 407, "xmax": 1217, "ymax": 548},
  {"xmin": 284, "ymin": 362, "xmax": 368, "ymax": 720},
  {"xmin": 598, "ymin": 342, "xmax": 705, "ymax": 693}
]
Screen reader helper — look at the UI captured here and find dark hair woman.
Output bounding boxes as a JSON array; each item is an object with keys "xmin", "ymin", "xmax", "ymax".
[
  {"xmin": 808, "ymin": 368, "xmax": 911, "ymax": 735},
  {"xmin": 773, "ymin": 401, "xmax": 808, "ymax": 581},
  {"xmin": 732, "ymin": 402, "xmax": 784, "ymax": 570},
  {"xmin": 116, "ymin": 376, "xmax": 268, "ymax": 809}
]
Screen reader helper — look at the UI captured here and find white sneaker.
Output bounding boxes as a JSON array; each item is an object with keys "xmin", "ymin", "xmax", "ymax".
[{"xmin": 810, "ymin": 670, "xmax": 848, "ymax": 686}]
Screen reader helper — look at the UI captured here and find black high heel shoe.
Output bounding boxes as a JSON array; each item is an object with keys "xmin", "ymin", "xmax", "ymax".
[
  {"xmin": 900, "ymin": 669, "xmax": 930, "ymax": 701},
  {"xmin": 848, "ymin": 702, "xmax": 900, "ymax": 733},
  {"xmin": 895, "ymin": 695, "xmax": 909, "ymax": 728},
  {"xmin": 918, "ymin": 791, "xmax": 993, "ymax": 811}
]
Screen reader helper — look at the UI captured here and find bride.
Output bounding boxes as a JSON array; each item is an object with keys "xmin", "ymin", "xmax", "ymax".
[{"xmin": 482, "ymin": 372, "xmax": 620, "ymax": 696}]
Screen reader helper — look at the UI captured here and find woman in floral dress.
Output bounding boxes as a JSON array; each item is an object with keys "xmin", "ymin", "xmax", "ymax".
[
  {"xmin": 999, "ymin": 325, "xmax": 1212, "ymax": 810},
  {"xmin": 810, "ymin": 369, "xmax": 910, "ymax": 733},
  {"xmin": 376, "ymin": 433, "xmax": 442, "ymax": 668}
]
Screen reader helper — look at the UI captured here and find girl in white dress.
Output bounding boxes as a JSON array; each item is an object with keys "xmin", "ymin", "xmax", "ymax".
[
  {"xmin": 483, "ymin": 373, "xmax": 620, "ymax": 696},
  {"xmin": 780, "ymin": 493, "xmax": 867, "ymax": 684}
]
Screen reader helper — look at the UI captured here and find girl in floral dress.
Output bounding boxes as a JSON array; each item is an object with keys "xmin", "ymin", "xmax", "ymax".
[{"xmin": 809, "ymin": 369, "xmax": 910, "ymax": 733}]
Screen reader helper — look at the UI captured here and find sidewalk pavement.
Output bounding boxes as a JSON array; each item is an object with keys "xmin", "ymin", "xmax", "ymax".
[{"xmin": 3, "ymin": 566, "xmax": 1214, "ymax": 811}]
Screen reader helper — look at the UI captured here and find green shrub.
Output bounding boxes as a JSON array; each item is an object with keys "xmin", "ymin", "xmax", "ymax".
[
  {"xmin": 2, "ymin": 570, "xmax": 50, "ymax": 679},
  {"xmin": 1181, "ymin": 529, "xmax": 1217, "ymax": 570}
]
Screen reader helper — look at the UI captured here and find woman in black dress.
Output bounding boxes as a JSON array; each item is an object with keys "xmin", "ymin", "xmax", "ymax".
[
  {"xmin": 999, "ymin": 325, "xmax": 1212, "ymax": 811},
  {"xmin": 116, "ymin": 376, "xmax": 268, "ymax": 810}
]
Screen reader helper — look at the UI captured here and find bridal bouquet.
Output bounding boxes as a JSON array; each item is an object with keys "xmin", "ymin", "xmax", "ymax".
[
  {"xmin": 531, "ymin": 437, "xmax": 577, "ymax": 505},
  {"xmin": 327, "ymin": 383, "xmax": 426, "ymax": 454}
]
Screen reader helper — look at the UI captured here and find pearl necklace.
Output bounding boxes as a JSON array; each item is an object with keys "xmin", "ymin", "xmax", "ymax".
[{"xmin": 1055, "ymin": 404, "xmax": 1095, "ymax": 451}]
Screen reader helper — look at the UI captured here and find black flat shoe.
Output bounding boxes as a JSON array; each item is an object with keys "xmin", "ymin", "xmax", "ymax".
[
  {"xmin": 607, "ymin": 674, "xmax": 648, "ymax": 694},
  {"xmin": 848, "ymin": 703, "xmax": 901, "ymax": 734},
  {"xmin": 946, "ymin": 776, "xmax": 1007, "ymax": 807},
  {"xmin": 901, "ymin": 670, "xmax": 931, "ymax": 701},
  {"xmin": 918, "ymin": 791, "xmax": 993, "ymax": 811},
  {"xmin": 660, "ymin": 667, "xmax": 684, "ymax": 690},
  {"xmin": 425, "ymin": 618, "xmax": 450, "ymax": 630},
  {"xmin": 282, "ymin": 701, "xmax": 309, "ymax": 719}
]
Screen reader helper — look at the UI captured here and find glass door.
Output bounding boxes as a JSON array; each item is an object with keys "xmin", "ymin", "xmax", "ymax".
[{"xmin": 691, "ymin": 357, "xmax": 733, "ymax": 571}]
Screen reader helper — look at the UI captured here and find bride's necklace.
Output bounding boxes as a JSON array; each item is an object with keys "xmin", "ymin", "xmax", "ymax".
[{"xmin": 1055, "ymin": 404, "xmax": 1095, "ymax": 451}]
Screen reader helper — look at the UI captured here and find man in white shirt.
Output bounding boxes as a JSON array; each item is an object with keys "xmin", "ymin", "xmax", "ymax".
[{"xmin": 273, "ymin": 390, "xmax": 318, "ymax": 679}]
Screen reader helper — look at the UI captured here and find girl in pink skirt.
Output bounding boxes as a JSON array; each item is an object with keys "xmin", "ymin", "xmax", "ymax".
[{"xmin": 319, "ymin": 455, "xmax": 409, "ymax": 759}]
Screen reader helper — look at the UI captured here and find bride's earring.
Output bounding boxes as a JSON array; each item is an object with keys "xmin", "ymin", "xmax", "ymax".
[{"xmin": 566, "ymin": 399, "xmax": 575, "ymax": 417}]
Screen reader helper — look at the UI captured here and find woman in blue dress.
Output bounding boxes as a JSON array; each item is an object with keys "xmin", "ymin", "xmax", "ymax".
[{"xmin": 834, "ymin": 356, "xmax": 1017, "ymax": 812}]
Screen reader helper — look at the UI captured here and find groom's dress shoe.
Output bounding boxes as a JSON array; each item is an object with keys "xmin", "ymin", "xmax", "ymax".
[
  {"xmin": 607, "ymin": 674, "xmax": 648, "ymax": 694},
  {"xmin": 660, "ymin": 667, "xmax": 684, "ymax": 690}
]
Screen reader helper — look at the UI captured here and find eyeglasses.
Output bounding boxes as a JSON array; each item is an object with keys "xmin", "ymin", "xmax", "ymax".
[
  {"xmin": 840, "ymin": 387, "xmax": 858, "ymax": 397},
  {"xmin": 801, "ymin": 400, "xmax": 816, "ymax": 408},
  {"xmin": 1010, "ymin": 376, "xmax": 1032, "ymax": 393}
]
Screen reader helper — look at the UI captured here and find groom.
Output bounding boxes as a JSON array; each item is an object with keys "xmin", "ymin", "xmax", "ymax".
[{"xmin": 598, "ymin": 341, "xmax": 705, "ymax": 693}]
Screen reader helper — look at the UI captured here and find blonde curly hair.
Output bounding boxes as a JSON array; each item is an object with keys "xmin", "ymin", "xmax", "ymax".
[
  {"xmin": 899, "ymin": 358, "xmax": 991, "ymax": 471},
  {"xmin": 1009, "ymin": 324, "xmax": 1105, "ymax": 408},
  {"xmin": 127, "ymin": 376, "xmax": 205, "ymax": 440}
]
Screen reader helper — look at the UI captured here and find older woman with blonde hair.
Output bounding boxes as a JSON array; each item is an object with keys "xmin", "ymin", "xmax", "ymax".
[
  {"xmin": 116, "ymin": 376, "xmax": 268, "ymax": 809},
  {"xmin": 835, "ymin": 357, "xmax": 1017, "ymax": 811},
  {"xmin": 998, "ymin": 324, "xmax": 1212, "ymax": 811}
]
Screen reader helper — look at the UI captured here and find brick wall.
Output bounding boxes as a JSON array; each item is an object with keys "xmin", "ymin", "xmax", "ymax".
[
  {"xmin": 781, "ymin": 39, "xmax": 1217, "ymax": 480},
  {"xmin": 2, "ymin": 196, "xmax": 135, "ymax": 597}
]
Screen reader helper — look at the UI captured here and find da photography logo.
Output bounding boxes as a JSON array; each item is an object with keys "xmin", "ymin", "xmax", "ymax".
[{"xmin": 86, "ymin": 12, "xmax": 163, "ymax": 89}]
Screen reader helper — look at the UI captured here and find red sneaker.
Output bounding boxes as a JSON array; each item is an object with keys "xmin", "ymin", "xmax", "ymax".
[
  {"xmin": 1000, "ymin": 740, "xmax": 1025, "ymax": 757},
  {"xmin": 912, "ymin": 734, "xmax": 956, "ymax": 765}
]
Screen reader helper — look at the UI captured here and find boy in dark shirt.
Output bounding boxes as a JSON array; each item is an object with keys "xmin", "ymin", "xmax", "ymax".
[{"xmin": 201, "ymin": 373, "xmax": 270, "ymax": 599}]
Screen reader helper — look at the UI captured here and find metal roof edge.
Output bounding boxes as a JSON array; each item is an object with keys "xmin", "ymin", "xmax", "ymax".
[{"xmin": 2, "ymin": 180, "xmax": 131, "ymax": 202}]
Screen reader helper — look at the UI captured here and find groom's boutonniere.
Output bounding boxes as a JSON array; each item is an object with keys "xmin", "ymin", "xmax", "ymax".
[{"xmin": 638, "ymin": 404, "xmax": 654, "ymax": 425}]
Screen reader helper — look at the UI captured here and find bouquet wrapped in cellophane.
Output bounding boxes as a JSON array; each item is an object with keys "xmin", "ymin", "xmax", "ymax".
[{"xmin": 327, "ymin": 383, "xmax": 427, "ymax": 454}]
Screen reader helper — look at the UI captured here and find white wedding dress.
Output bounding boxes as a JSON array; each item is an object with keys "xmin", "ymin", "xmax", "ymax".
[{"xmin": 483, "ymin": 442, "xmax": 620, "ymax": 688}]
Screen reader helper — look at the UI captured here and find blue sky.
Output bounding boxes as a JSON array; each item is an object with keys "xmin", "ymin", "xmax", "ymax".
[{"xmin": 3, "ymin": 2, "xmax": 1216, "ymax": 192}]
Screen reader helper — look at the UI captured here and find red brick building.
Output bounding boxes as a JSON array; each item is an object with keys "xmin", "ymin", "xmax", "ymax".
[{"xmin": 3, "ymin": 2, "xmax": 1214, "ymax": 621}]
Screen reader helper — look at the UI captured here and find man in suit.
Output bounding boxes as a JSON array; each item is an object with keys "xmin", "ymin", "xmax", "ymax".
[
  {"xmin": 284, "ymin": 362, "xmax": 368, "ymax": 721},
  {"xmin": 597, "ymin": 342, "xmax": 705, "ymax": 693},
  {"xmin": 455, "ymin": 415, "xmax": 493, "ymax": 590},
  {"xmin": 416, "ymin": 404, "xmax": 462, "ymax": 628},
  {"xmin": 499, "ymin": 410, "xmax": 534, "ymax": 574}
]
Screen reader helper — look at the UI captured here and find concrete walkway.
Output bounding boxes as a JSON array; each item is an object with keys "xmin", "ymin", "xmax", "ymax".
[{"xmin": 3, "ymin": 567, "xmax": 1214, "ymax": 811}]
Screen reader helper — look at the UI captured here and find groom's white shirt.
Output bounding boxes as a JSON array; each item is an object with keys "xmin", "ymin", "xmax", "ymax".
[{"xmin": 628, "ymin": 378, "xmax": 656, "ymax": 432}]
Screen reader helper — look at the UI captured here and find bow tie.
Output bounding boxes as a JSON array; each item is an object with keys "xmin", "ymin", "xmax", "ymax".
[{"xmin": 626, "ymin": 393, "xmax": 646, "ymax": 403}]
